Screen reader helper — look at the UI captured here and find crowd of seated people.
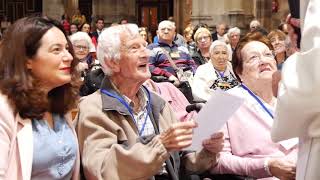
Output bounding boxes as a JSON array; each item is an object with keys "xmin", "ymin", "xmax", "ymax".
[{"xmin": 0, "ymin": 3, "xmax": 305, "ymax": 179}]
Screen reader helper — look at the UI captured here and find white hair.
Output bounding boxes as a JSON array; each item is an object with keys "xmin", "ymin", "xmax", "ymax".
[
  {"xmin": 69, "ymin": 32, "xmax": 96, "ymax": 52},
  {"xmin": 209, "ymin": 40, "xmax": 229, "ymax": 55},
  {"xmin": 250, "ymin": 20, "xmax": 260, "ymax": 28},
  {"xmin": 158, "ymin": 20, "xmax": 176, "ymax": 30},
  {"xmin": 227, "ymin": 27, "xmax": 241, "ymax": 37},
  {"xmin": 97, "ymin": 23, "xmax": 139, "ymax": 75}
]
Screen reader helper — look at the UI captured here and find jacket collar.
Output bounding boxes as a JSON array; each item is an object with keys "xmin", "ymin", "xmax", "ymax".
[
  {"xmin": 16, "ymin": 115, "xmax": 33, "ymax": 180},
  {"xmin": 157, "ymin": 41, "xmax": 178, "ymax": 48},
  {"xmin": 99, "ymin": 76, "xmax": 166, "ymax": 116}
]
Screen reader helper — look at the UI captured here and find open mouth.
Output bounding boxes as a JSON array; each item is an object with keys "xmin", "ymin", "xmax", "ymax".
[
  {"xmin": 259, "ymin": 67, "xmax": 271, "ymax": 73},
  {"xmin": 138, "ymin": 63, "xmax": 148, "ymax": 69}
]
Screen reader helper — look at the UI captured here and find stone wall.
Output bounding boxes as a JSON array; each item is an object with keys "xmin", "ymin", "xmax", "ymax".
[
  {"xmin": 190, "ymin": 0, "xmax": 288, "ymax": 34},
  {"xmin": 43, "ymin": 0, "xmax": 65, "ymax": 20},
  {"xmin": 92, "ymin": 0, "xmax": 136, "ymax": 26}
]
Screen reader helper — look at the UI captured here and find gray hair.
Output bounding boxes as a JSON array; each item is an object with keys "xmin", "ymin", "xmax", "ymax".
[
  {"xmin": 69, "ymin": 31, "xmax": 95, "ymax": 52},
  {"xmin": 227, "ymin": 27, "xmax": 241, "ymax": 37},
  {"xmin": 158, "ymin": 20, "xmax": 176, "ymax": 30},
  {"xmin": 97, "ymin": 23, "xmax": 139, "ymax": 75},
  {"xmin": 209, "ymin": 40, "xmax": 229, "ymax": 55},
  {"xmin": 250, "ymin": 20, "xmax": 260, "ymax": 28}
]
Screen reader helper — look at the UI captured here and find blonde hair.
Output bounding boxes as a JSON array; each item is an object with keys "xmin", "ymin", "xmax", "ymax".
[{"xmin": 194, "ymin": 27, "xmax": 211, "ymax": 43}]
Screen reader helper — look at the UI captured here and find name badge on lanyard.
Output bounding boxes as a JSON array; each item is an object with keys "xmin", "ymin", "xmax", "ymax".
[
  {"xmin": 100, "ymin": 86, "xmax": 151, "ymax": 136},
  {"xmin": 170, "ymin": 52, "xmax": 180, "ymax": 59}
]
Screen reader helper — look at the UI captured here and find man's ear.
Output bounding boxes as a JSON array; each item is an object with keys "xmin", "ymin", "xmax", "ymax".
[
  {"xmin": 26, "ymin": 59, "xmax": 33, "ymax": 70},
  {"xmin": 105, "ymin": 58, "xmax": 120, "ymax": 73}
]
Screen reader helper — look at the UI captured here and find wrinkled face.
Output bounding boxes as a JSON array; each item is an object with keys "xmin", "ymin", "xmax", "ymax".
[
  {"xmin": 70, "ymin": 24, "xmax": 78, "ymax": 34},
  {"xmin": 196, "ymin": 32, "xmax": 212, "ymax": 50},
  {"xmin": 158, "ymin": 23, "xmax": 175, "ymax": 44},
  {"xmin": 81, "ymin": 24, "xmax": 90, "ymax": 33},
  {"xmin": 229, "ymin": 32, "xmax": 240, "ymax": 46},
  {"xmin": 116, "ymin": 35, "xmax": 150, "ymax": 83},
  {"xmin": 139, "ymin": 30, "xmax": 147, "ymax": 41},
  {"xmin": 26, "ymin": 27, "xmax": 73, "ymax": 91},
  {"xmin": 270, "ymin": 35, "xmax": 286, "ymax": 54},
  {"xmin": 96, "ymin": 20, "xmax": 104, "ymax": 31},
  {"xmin": 217, "ymin": 24, "xmax": 226, "ymax": 36},
  {"xmin": 73, "ymin": 40, "xmax": 89, "ymax": 60},
  {"xmin": 210, "ymin": 45, "xmax": 228, "ymax": 71},
  {"xmin": 239, "ymin": 41, "xmax": 277, "ymax": 83}
]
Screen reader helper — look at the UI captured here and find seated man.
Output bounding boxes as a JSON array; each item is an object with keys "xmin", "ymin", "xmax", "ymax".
[
  {"xmin": 148, "ymin": 20, "xmax": 196, "ymax": 86},
  {"xmin": 76, "ymin": 24, "xmax": 224, "ymax": 180}
]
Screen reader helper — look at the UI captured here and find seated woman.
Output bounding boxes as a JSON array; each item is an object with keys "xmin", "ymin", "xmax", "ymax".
[
  {"xmin": 191, "ymin": 27, "xmax": 212, "ymax": 66},
  {"xmin": 70, "ymin": 31, "xmax": 98, "ymax": 96},
  {"xmin": 267, "ymin": 30, "xmax": 287, "ymax": 70},
  {"xmin": 183, "ymin": 25, "xmax": 196, "ymax": 53},
  {"xmin": 0, "ymin": 16, "xmax": 80, "ymax": 179},
  {"xmin": 210, "ymin": 32, "xmax": 297, "ymax": 180},
  {"xmin": 138, "ymin": 27, "xmax": 152, "ymax": 44},
  {"xmin": 70, "ymin": 32, "xmax": 96, "ymax": 74},
  {"xmin": 192, "ymin": 40, "xmax": 239, "ymax": 101}
]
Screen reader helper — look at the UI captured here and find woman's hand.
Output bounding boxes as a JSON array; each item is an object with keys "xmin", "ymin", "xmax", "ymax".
[
  {"xmin": 202, "ymin": 132, "xmax": 224, "ymax": 154},
  {"xmin": 268, "ymin": 158, "xmax": 296, "ymax": 180}
]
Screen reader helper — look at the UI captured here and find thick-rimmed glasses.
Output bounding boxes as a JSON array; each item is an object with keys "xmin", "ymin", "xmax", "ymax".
[{"xmin": 197, "ymin": 35, "xmax": 210, "ymax": 43}]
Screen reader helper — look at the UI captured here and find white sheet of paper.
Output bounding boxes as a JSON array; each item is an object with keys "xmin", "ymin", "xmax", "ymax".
[{"xmin": 187, "ymin": 90, "xmax": 244, "ymax": 151}]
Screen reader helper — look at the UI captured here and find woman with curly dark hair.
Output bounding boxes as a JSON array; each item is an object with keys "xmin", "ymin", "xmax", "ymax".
[{"xmin": 0, "ymin": 16, "xmax": 81, "ymax": 179}]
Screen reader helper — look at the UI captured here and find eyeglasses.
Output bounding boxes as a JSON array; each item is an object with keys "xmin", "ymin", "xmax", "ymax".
[
  {"xmin": 74, "ymin": 45, "xmax": 89, "ymax": 51},
  {"xmin": 197, "ymin": 35, "xmax": 210, "ymax": 42},
  {"xmin": 244, "ymin": 52, "xmax": 275, "ymax": 65}
]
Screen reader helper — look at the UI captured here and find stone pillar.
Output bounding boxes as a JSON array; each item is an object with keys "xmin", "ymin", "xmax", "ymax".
[
  {"xmin": 191, "ymin": 0, "xmax": 252, "ymax": 32},
  {"xmin": 174, "ymin": 0, "xmax": 192, "ymax": 33},
  {"xmin": 225, "ymin": 0, "xmax": 245, "ymax": 29},
  {"xmin": 255, "ymin": 0, "xmax": 272, "ymax": 30},
  {"xmin": 271, "ymin": 0, "xmax": 289, "ymax": 29},
  {"xmin": 43, "ymin": 0, "xmax": 65, "ymax": 20},
  {"xmin": 191, "ymin": 0, "xmax": 226, "ymax": 30},
  {"xmin": 64, "ymin": 0, "xmax": 78, "ymax": 18}
]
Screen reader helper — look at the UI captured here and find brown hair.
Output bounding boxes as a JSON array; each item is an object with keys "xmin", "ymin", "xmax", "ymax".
[
  {"xmin": 232, "ymin": 32, "xmax": 274, "ymax": 82},
  {"xmin": 267, "ymin": 29, "xmax": 286, "ymax": 41},
  {"xmin": 0, "ymin": 16, "xmax": 81, "ymax": 119}
]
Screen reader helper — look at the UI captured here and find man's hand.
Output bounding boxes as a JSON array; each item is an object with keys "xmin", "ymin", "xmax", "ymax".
[
  {"xmin": 268, "ymin": 158, "xmax": 296, "ymax": 180},
  {"xmin": 202, "ymin": 132, "xmax": 224, "ymax": 154},
  {"xmin": 168, "ymin": 75, "xmax": 180, "ymax": 87},
  {"xmin": 159, "ymin": 121, "xmax": 197, "ymax": 152}
]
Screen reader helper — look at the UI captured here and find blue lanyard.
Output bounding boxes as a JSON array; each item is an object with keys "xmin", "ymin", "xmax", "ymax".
[
  {"xmin": 215, "ymin": 68, "xmax": 225, "ymax": 78},
  {"xmin": 100, "ymin": 86, "xmax": 151, "ymax": 136},
  {"xmin": 219, "ymin": 71, "xmax": 225, "ymax": 78},
  {"xmin": 241, "ymin": 84, "xmax": 274, "ymax": 119}
]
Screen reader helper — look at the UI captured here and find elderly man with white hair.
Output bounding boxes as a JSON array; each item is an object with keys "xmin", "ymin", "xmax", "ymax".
[
  {"xmin": 148, "ymin": 20, "xmax": 196, "ymax": 86},
  {"xmin": 249, "ymin": 20, "xmax": 261, "ymax": 32},
  {"xmin": 75, "ymin": 23, "xmax": 224, "ymax": 180}
]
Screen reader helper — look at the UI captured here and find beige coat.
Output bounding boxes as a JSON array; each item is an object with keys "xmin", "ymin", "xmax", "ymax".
[{"xmin": 76, "ymin": 78, "xmax": 218, "ymax": 180}]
